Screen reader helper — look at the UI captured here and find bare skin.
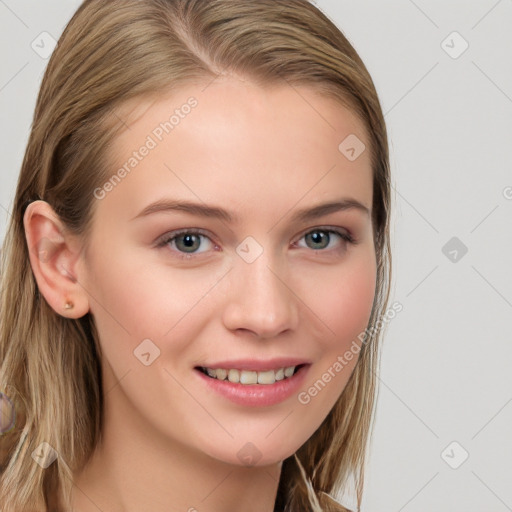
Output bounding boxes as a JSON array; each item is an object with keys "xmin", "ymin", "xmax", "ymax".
[{"xmin": 24, "ymin": 76, "xmax": 376, "ymax": 512}]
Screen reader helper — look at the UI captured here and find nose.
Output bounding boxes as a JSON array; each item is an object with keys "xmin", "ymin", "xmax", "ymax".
[{"xmin": 221, "ymin": 252, "xmax": 299, "ymax": 339}]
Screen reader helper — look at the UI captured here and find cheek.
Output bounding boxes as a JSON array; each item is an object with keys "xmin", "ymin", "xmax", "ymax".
[
  {"xmin": 294, "ymin": 252, "xmax": 376, "ymax": 420},
  {"xmin": 306, "ymin": 250, "xmax": 377, "ymax": 352},
  {"xmin": 84, "ymin": 246, "xmax": 220, "ymax": 355}
]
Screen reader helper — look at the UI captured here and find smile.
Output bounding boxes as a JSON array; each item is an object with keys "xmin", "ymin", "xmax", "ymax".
[{"xmin": 194, "ymin": 362, "xmax": 311, "ymax": 407}]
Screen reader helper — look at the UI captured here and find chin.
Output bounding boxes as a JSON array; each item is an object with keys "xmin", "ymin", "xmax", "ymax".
[{"xmin": 201, "ymin": 438, "xmax": 301, "ymax": 468}]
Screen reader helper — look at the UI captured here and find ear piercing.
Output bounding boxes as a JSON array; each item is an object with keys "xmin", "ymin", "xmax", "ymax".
[{"xmin": 64, "ymin": 301, "xmax": 74, "ymax": 310}]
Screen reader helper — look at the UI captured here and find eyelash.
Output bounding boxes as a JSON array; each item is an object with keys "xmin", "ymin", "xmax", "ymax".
[{"xmin": 155, "ymin": 227, "xmax": 357, "ymax": 260}]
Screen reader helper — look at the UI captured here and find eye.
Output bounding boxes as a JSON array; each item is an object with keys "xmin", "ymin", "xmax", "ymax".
[
  {"xmin": 294, "ymin": 228, "xmax": 356, "ymax": 252},
  {"xmin": 155, "ymin": 226, "xmax": 357, "ymax": 260},
  {"xmin": 156, "ymin": 229, "xmax": 216, "ymax": 259}
]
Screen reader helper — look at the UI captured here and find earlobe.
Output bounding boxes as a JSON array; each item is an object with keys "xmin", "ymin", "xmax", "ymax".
[{"xmin": 23, "ymin": 200, "xmax": 90, "ymax": 318}]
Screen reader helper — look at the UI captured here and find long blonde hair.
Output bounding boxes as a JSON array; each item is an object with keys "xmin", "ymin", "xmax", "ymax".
[{"xmin": 0, "ymin": 1, "xmax": 392, "ymax": 510}]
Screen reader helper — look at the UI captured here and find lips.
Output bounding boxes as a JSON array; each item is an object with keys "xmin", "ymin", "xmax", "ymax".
[{"xmin": 194, "ymin": 361, "xmax": 311, "ymax": 407}]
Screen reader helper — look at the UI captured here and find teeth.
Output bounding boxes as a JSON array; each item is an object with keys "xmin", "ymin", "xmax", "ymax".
[
  {"xmin": 216, "ymin": 368, "xmax": 227, "ymax": 380},
  {"xmin": 202, "ymin": 366, "xmax": 297, "ymax": 385},
  {"xmin": 257, "ymin": 370, "xmax": 275, "ymax": 385},
  {"xmin": 284, "ymin": 366, "xmax": 295, "ymax": 378},
  {"xmin": 275, "ymin": 368, "xmax": 285, "ymax": 381},
  {"xmin": 240, "ymin": 371, "xmax": 258, "ymax": 384},
  {"xmin": 228, "ymin": 369, "xmax": 240, "ymax": 383}
]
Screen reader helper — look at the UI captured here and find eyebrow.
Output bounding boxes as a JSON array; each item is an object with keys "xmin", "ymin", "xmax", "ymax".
[{"xmin": 131, "ymin": 197, "xmax": 370, "ymax": 223}]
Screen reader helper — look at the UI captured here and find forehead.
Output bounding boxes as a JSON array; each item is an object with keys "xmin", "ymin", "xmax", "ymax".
[
  {"xmin": 99, "ymin": 77, "xmax": 373, "ymax": 223},
  {"xmin": 117, "ymin": 77, "xmax": 370, "ymax": 151}
]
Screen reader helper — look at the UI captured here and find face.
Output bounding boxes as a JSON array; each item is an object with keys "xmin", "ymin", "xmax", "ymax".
[{"xmin": 79, "ymin": 77, "xmax": 376, "ymax": 467}]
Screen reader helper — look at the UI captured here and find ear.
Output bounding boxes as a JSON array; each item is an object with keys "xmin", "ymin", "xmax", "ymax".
[{"xmin": 23, "ymin": 200, "xmax": 90, "ymax": 318}]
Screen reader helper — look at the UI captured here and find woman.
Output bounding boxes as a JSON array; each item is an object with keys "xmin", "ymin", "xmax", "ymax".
[{"xmin": 0, "ymin": 0, "xmax": 392, "ymax": 510}]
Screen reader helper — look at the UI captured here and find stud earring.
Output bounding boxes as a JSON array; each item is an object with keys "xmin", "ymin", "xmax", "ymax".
[{"xmin": 64, "ymin": 301, "xmax": 74, "ymax": 310}]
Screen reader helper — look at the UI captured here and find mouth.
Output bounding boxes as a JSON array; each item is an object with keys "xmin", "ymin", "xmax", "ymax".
[
  {"xmin": 194, "ymin": 361, "xmax": 311, "ymax": 407},
  {"xmin": 195, "ymin": 364, "xmax": 305, "ymax": 385}
]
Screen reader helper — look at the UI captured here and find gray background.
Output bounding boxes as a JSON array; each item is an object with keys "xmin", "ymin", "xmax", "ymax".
[{"xmin": 1, "ymin": 1, "xmax": 511, "ymax": 511}]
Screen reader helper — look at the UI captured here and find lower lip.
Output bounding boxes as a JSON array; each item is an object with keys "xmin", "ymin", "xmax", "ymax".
[{"xmin": 195, "ymin": 365, "xmax": 311, "ymax": 407}]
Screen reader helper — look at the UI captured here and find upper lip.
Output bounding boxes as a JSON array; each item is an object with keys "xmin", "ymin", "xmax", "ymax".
[{"xmin": 196, "ymin": 358, "xmax": 311, "ymax": 372}]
